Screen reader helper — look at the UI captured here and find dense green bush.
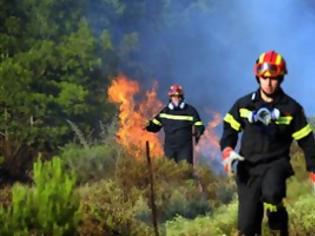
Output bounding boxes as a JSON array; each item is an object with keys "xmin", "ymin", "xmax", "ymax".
[
  {"xmin": 77, "ymin": 155, "xmax": 226, "ymax": 235},
  {"xmin": 164, "ymin": 146, "xmax": 315, "ymax": 236},
  {"xmin": 0, "ymin": 157, "xmax": 80, "ymax": 235},
  {"xmin": 166, "ymin": 188, "xmax": 315, "ymax": 236},
  {"xmin": 288, "ymin": 193, "xmax": 315, "ymax": 234},
  {"xmin": 286, "ymin": 148, "xmax": 315, "ymax": 235},
  {"xmin": 78, "ymin": 179, "xmax": 153, "ymax": 235},
  {"xmin": 60, "ymin": 143, "xmax": 121, "ymax": 184},
  {"xmin": 1, "ymin": 143, "xmax": 312, "ymax": 235},
  {"xmin": 114, "ymin": 156, "xmax": 223, "ymax": 222},
  {"xmin": 166, "ymin": 199, "xmax": 238, "ymax": 236},
  {"xmin": 161, "ymin": 182, "xmax": 210, "ymax": 221}
]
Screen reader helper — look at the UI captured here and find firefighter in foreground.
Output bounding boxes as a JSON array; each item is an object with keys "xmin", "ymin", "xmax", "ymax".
[
  {"xmin": 146, "ymin": 84, "xmax": 205, "ymax": 165},
  {"xmin": 220, "ymin": 50, "xmax": 315, "ymax": 235}
]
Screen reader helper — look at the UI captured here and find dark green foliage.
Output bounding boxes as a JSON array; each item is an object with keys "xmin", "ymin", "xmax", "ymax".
[{"xmin": 0, "ymin": 0, "xmax": 117, "ymax": 179}]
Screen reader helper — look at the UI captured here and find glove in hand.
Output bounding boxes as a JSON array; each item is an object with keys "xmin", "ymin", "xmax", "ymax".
[{"xmin": 222, "ymin": 147, "xmax": 245, "ymax": 176}]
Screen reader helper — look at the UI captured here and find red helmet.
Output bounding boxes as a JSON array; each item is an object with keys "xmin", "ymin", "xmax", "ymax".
[
  {"xmin": 168, "ymin": 84, "xmax": 184, "ymax": 97},
  {"xmin": 254, "ymin": 50, "xmax": 287, "ymax": 78}
]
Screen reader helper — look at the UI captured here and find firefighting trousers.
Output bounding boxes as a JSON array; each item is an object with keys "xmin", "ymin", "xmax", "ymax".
[
  {"xmin": 164, "ymin": 144, "xmax": 193, "ymax": 164},
  {"xmin": 236, "ymin": 158, "xmax": 293, "ymax": 236}
]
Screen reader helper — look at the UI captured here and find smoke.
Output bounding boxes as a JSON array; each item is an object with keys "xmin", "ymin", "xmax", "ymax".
[
  {"xmin": 89, "ymin": 0, "xmax": 315, "ymax": 120},
  {"xmin": 85, "ymin": 0, "xmax": 315, "ymax": 173}
]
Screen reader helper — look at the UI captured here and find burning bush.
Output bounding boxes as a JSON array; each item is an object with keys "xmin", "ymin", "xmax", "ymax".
[{"xmin": 107, "ymin": 74, "xmax": 164, "ymax": 159}]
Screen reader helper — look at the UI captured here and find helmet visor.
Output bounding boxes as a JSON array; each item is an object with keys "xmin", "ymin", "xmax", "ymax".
[{"xmin": 255, "ymin": 63, "xmax": 282, "ymax": 78}]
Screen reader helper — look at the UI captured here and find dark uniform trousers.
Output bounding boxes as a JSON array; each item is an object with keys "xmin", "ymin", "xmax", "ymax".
[
  {"xmin": 220, "ymin": 89, "xmax": 315, "ymax": 236},
  {"xmin": 146, "ymin": 102, "xmax": 205, "ymax": 165},
  {"xmin": 164, "ymin": 144, "xmax": 193, "ymax": 164},
  {"xmin": 237, "ymin": 158, "xmax": 293, "ymax": 236}
]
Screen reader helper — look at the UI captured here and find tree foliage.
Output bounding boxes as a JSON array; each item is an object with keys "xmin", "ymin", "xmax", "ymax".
[{"xmin": 0, "ymin": 0, "xmax": 117, "ymax": 178}]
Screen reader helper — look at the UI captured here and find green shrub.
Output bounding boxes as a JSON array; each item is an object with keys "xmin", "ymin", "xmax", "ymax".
[
  {"xmin": 288, "ymin": 193, "xmax": 315, "ymax": 234},
  {"xmin": 77, "ymin": 155, "xmax": 225, "ymax": 235},
  {"xmin": 165, "ymin": 190, "xmax": 315, "ymax": 236},
  {"xmin": 165, "ymin": 199, "xmax": 238, "ymax": 236},
  {"xmin": 114, "ymin": 156, "xmax": 221, "ymax": 223},
  {"xmin": 0, "ymin": 157, "xmax": 80, "ymax": 236},
  {"xmin": 60, "ymin": 143, "xmax": 121, "ymax": 184},
  {"xmin": 78, "ymin": 179, "xmax": 153, "ymax": 236},
  {"xmin": 161, "ymin": 182, "xmax": 211, "ymax": 221}
]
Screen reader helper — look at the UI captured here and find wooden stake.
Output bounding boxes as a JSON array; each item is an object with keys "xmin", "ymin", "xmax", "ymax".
[{"xmin": 145, "ymin": 141, "xmax": 159, "ymax": 236}]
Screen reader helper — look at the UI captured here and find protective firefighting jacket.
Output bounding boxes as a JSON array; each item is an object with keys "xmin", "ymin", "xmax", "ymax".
[
  {"xmin": 146, "ymin": 103, "xmax": 205, "ymax": 148},
  {"xmin": 220, "ymin": 88, "xmax": 315, "ymax": 172}
]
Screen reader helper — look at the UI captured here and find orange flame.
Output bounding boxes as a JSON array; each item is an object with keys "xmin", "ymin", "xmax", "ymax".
[
  {"xmin": 195, "ymin": 111, "xmax": 222, "ymax": 164},
  {"xmin": 107, "ymin": 74, "xmax": 223, "ymax": 164},
  {"xmin": 107, "ymin": 74, "xmax": 163, "ymax": 159}
]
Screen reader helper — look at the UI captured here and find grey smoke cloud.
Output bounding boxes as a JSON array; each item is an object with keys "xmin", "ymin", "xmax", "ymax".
[
  {"xmin": 88, "ymin": 0, "xmax": 315, "ymax": 121},
  {"xmin": 113, "ymin": 0, "xmax": 315, "ymax": 122},
  {"xmin": 87, "ymin": 0, "xmax": 315, "ymax": 170}
]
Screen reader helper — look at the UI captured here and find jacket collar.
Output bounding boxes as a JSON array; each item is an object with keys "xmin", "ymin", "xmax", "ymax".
[
  {"xmin": 168, "ymin": 101, "xmax": 186, "ymax": 110},
  {"xmin": 253, "ymin": 87, "xmax": 286, "ymax": 105}
]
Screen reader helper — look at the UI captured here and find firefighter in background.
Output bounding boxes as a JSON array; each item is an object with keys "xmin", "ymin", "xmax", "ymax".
[
  {"xmin": 146, "ymin": 84, "xmax": 205, "ymax": 165},
  {"xmin": 220, "ymin": 50, "xmax": 315, "ymax": 236}
]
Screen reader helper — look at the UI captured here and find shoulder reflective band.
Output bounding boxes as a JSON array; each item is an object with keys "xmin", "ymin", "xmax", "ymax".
[
  {"xmin": 224, "ymin": 113, "xmax": 241, "ymax": 131},
  {"xmin": 152, "ymin": 118, "xmax": 162, "ymax": 126},
  {"xmin": 239, "ymin": 108, "xmax": 252, "ymax": 119},
  {"xmin": 292, "ymin": 124, "xmax": 313, "ymax": 140},
  {"xmin": 194, "ymin": 121, "xmax": 203, "ymax": 126},
  {"xmin": 159, "ymin": 113, "xmax": 194, "ymax": 121},
  {"xmin": 275, "ymin": 116, "xmax": 293, "ymax": 125}
]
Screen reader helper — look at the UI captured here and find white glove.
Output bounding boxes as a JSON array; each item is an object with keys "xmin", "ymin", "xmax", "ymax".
[{"xmin": 222, "ymin": 147, "xmax": 245, "ymax": 176}]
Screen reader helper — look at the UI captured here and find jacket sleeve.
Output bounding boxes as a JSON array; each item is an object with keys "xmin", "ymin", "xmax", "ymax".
[
  {"xmin": 291, "ymin": 107, "xmax": 315, "ymax": 172},
  {"xmin": 191, "ymin": 107, "xmax": 205, "ymax": 137},
  {"xmin": 220, "ymin": 100, "xmax": 242, "ymax": 151},
  {"xmin": 145, "ymin": 110, "xmax": 163, "ymax": 133}
]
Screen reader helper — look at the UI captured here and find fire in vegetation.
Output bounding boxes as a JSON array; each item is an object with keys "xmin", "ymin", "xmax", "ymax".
[{"xmin": 107, "ymin": 74, "xmax": 222, "ymax": 163}]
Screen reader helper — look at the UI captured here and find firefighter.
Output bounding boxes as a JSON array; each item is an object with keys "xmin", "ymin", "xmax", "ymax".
[
  {"xmin": 220, "ymin": 50, "xmax": 315, "ymax": 236},
  {"xmin": 146, "ymin": 84, "xmax": 205, "ymax": 165}
]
